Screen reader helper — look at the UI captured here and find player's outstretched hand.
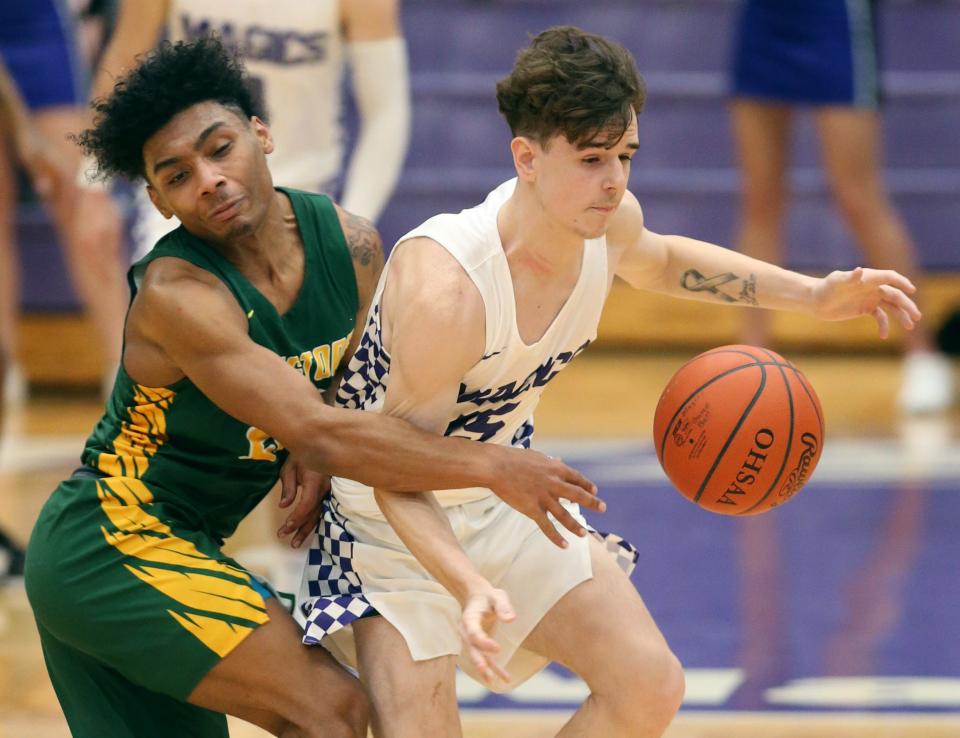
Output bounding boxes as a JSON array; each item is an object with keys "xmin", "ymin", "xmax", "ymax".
[
  {"xmin": 277, "ymin": 455, "xmax": 331, "ymax": 548},
  {"xmin": 488, "ymin": 447, "xmax": 604, "ymax": 548},
  {"xmin": 459, "ymin": 586, "xmax": 516, "ymax": 686},
  {"xmin": 811, "ymin": 267, "xmax": 922, "ymax": 339}
]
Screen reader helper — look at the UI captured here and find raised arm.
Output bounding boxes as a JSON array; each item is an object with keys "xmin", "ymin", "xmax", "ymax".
[
  {"xmin": 608, "ymin": 191, "xmax": 921, "ymax": 339},
  {"xmin": 338, "ymin": 0, "xmax": 411, "ymax": 221}
]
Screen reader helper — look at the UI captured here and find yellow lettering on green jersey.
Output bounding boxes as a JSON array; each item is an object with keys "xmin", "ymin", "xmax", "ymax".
[
  {"xmin": 282, "ymin": 332, "xmax": 353, "ymax": 382},
  {"xmin": 240, "ymin": 426, "xmax": 285, "ymax": 462},
  {"xmin": 312, "ymin": 344, "xmax": 332, "ymax": 381},
  {"xmin": 298, "ymin": 350, "xmax": 314, "ymax": 378}
]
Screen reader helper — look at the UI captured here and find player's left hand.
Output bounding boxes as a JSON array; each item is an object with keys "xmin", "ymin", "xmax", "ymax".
[
  {"xmin": 459, "ymin": 587, "xmax": 516, "ymax": 686},
  {"xmin": 277, "ymin": 455, "xmax": 331, "ymax": 548},
  {"xmin": 811, "ymin": 267, "xmax": 921, "ymax": 339}
]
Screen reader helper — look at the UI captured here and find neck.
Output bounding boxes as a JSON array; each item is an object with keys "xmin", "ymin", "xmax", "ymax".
[
  {"xmin": 214, "ymin": 190, "xmax": 296, "ymax": 274},
  {"xmin": 498, "ymin": 182, "xmax": 584, "ymax": 276}
]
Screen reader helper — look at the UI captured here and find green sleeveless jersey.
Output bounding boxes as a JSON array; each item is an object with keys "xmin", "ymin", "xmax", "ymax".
[{"xmin": 81, "ymin": 188, "xmax": 358, "ymax": 542}]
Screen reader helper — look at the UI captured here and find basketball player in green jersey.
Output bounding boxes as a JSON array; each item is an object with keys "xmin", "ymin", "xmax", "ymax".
[{"xmin": 23, "ymin": 39, "xmax": 600, "ymax": 738}]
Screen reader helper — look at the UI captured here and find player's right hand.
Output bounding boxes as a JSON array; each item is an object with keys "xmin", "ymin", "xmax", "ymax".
[
  {"xmin": 488, "ymin": 447, "xmax": 604, "ymax": 548},
  {"xmin": 277, "ymin": 454, "xmax": 330, "ymax": 548},
  {"xmin": 459, "ymin": 586, "xmax": 515, "ymax": 686}
]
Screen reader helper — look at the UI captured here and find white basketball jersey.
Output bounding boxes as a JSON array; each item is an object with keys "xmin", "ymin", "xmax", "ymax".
[
  {"xmin": 332, "ymin": 179, "xmax": 610, "ymax": 515},
  {"xmin": 167, "ymin": 0, "xmax": 344, "ymax": 191}
]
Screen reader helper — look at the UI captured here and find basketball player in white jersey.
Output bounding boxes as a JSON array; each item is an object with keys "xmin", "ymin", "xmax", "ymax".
[
  {"xmin": 299, "ymin": 27, "xmax": 922, "ymax": 737},
  {"xmin": 84, "ymin": 0, "xmax": 410, "ymax": 258}
]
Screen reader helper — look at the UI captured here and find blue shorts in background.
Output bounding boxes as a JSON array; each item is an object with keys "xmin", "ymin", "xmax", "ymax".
[
  {"xmin": 0, "ymin": 0, "xmax": 83, "ymax": 110},
  {"xmin": 732, "ymin": 0, "xmax": 880, "ymax": 108}
]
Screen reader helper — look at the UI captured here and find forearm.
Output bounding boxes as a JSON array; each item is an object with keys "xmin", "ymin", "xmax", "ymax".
[
  {"xmin": 88, "ymin": 1, "xmax": 166, "ymax": 112},
  {"xmin": 288, "ymin": 405, "xmax": 496, "ymax": 493},
  {"xmin": 656, "ymin": 235, "xmax": 818, "ymax": 313},
  {"xmin": 339, "ymin": 38, "xmax": 411, "ymax": 221},
  {"xmin": 374, "ymin": 489, "xmax": 487, "ymax": 605}
]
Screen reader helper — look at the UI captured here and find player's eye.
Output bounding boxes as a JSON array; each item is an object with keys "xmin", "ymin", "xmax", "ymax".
[{"xmin": 213, "ymin": 142, "xmax": 231, "ymax": 157}]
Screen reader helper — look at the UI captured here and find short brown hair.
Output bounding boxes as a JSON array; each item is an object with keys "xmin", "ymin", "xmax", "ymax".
[{"xmin": 496, "ymin": 26, "xmax": 646, "ymax": 148}]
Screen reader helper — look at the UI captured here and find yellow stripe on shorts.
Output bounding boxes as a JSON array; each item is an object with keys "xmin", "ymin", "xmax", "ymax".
[
  {"xmin": 97, "ymin": 477, "xmax": 269, "ymax": 657},
  {"xmin": 98, "ymin": 384, "xmax": 174, "ymax": 478}
]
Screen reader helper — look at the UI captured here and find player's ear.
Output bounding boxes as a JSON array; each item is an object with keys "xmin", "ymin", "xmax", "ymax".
[
  {"xmin": 511, "ymin": 136, "xmax": 537, "ymax": 182},
  {"xmin": 250, "ymin": 116, "xmax": 274, "ymax": 155},
  {"xmin": 146, "ymin": 184, "xmax": 174, "ymax": 220}
]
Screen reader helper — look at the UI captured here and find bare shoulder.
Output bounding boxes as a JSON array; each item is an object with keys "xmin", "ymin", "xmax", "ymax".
[
  {"xmin": 605, "ymin": 190, "xmax": 645, "ymax": 253},
  {"xmin": 389, "ymin": 236, "xmax": 483, "ymax": 317},
  {"xmin": 334, "ymin": 203, "xmax": 385, "ymax": 279},
  {"xmin": 383, "ymin": 236, "xmax": 486, "ymax": 366},
  {"xmin": 383, "ymin": 235, "xmax": 485, "ymax": 382},
  {"xmin": 125, "ymin": 256, "xmax": 248, "ymax": 383},
  {"xmin": 340, "ymin": 0, "xmax": 401, "ymax": 40},
  {"xmin": 131, "ymin": 256, "xmax": 246, "ymax": 338},
  {"xmin": 137, "ymin": 256, "xmax": 227, "ymax": 302}
]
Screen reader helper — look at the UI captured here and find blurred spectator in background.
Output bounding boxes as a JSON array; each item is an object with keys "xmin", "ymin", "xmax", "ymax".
[
  {"xmin": 72, "ymin": 0, "xmax": 119, "ymax": 71},
  {"xmin": 0, "ymin": 54, "xmax": 65, "ymax": 581},
  {"xmin": 90, "ymin": 0, "xmax": 411, "ymax": 260},
  {"xmin": 0, "ymin": 0, "xmax": 127, "ymax": 402},
  {"xmin": 730, "ymin": 0, "xmax": 953, "ymax": 413}
]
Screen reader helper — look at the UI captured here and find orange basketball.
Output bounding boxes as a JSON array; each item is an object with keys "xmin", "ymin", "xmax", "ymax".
[{"xmin": 653, "ymin": 345, "xmax": 825, "ymax": 515}]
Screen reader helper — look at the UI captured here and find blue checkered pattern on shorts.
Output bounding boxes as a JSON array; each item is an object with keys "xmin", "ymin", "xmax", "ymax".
[
  {"xmin": 336, "ymin": 304, "xmax": 390, "ymax": 411},
  {"xmin": 300, "ymin": 497, "xmax": 377, "ymax": 646},
  {"xmin": 590, "ymin": 527, "xmax": 639, "ymax": 576}
]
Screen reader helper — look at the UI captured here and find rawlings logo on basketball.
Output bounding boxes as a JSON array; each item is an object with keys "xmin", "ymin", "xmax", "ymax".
[
  {"xmin": 716, "ymin": 428, "xmax": 775, "ymax": 507},
  {"xmin": 778, "ymin": 433, "xmax": 819, "ymax": 499},
  {"xmin": 671, "ymin": 417, "xmax": 689, "ymax": 447},
  {"xmin": 671, "ymin": 403, "xmax": 711, "ymax": 450}
]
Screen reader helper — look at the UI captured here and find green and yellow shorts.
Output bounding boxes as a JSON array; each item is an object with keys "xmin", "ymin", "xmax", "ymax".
[{"xmin": 25, "ymin": 473, "xmax": 273, "ymax": 738}]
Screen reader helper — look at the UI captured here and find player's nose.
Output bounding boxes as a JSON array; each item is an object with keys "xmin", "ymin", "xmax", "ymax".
[
  {"xmin": 603, "ymin": 159, "xmax": 626, "ymax": 191},
  {"xmin": 196, "ymin": 161, "xmax": 227, "ymax": 196}
]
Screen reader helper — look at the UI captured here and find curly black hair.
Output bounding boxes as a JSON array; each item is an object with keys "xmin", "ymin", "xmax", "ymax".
[
  {"xmin": 496, "ymin": 26, "xmax": 646, "ymax": 148},
  {"xmin": 75, "ymin": 37, "xmax": 263, "ymax": 182}
]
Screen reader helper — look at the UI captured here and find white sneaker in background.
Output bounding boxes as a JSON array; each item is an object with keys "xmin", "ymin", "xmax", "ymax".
[{"xmin": 898, "ymin": 351, "xmax": 955, "ymax": 414}]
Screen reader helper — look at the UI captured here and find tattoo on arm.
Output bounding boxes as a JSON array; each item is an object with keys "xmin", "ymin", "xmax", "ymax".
[
  {"xmin": 738, "ymin": 273, "xmax": 759, "ymax": 306},
  {"xmin": 343, "ymin": 211, "xmax": 384, "ymax": 274},
  {"xmin": 681, "ymin": 269, "xmax": 758, "ymax": 305}
]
